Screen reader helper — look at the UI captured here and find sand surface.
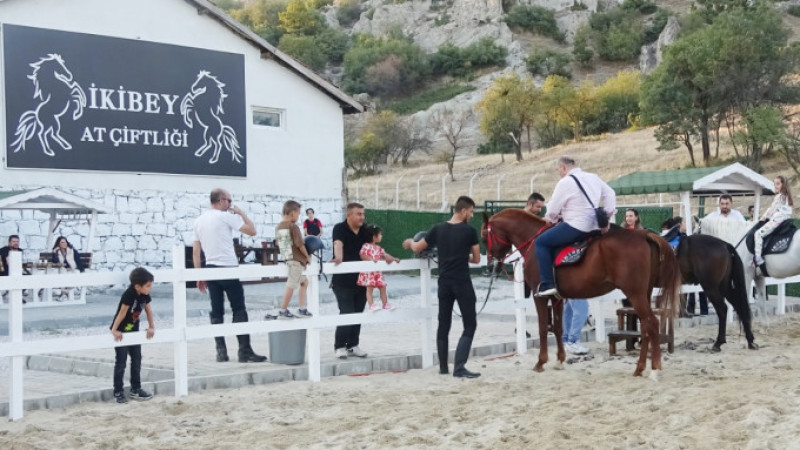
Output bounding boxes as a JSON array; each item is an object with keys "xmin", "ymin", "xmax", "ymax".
[{"xmin": 2, "ymin": 312, "xmax": 799, "ymax": 449}]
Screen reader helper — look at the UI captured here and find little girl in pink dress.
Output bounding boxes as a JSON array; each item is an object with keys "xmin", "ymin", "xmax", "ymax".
[{"xmin": 358, "ymin": 225, "xmax": 400, "ymax": 311}]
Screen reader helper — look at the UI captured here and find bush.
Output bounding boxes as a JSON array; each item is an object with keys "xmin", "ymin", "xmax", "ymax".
[
  {"xmin": 504, "ymin": 5, "xmax": 566, "ymax": 42},
  {"xmin": 314, "ymin": 27, "xmax": 351, "ymax": 63},
  {"xmin": 383, "ymin": 84, "xmax": 475, "ymax": 114},
  {"xmin": 342, "ymin": 34, "xmax": 430, "ymax": 94},
  {"xmin": 278, "ymin": 34, "xmax": 327, "ymax": 70},
  {"xmin": 464, "ymin": 38, "xmax": 508, "ymax": 67},
  {"xmin": 621, "ymin": 0, "xmax": 657, "ymax": 14},
  {"xmin": 598, "ymin": 23, "xmax": 643, "ymax": 61},
  {"xmin": 430, "ymin": 39, "xmax": 507, "ymax": 77},
  {"xmin": 336, "ymin": 0, "xmax": 363, "ymax": 27},
  {"xmin": 434, "ymin": 13, "xmax": 452, "ymax": 26},
  {"xmin": 365, "ymin": 55, "xmax": 406, "ymax": 96},
  {"xmin": 477, "ymin": 136, "xmax": 515, "ymax": 155},
  {"xmin": 571, "ymin": 1, "xmax": 588, "ymax": 11},
  {"xmin": 572, "ymin": 24, "xmax": 594, "ymax": 66},
  {"xmin": 643, "ymin": 9, "xmax": 670, "ymax": 44},
  {"xmin": 526, "ymin": 50, "xmax": 572, "ymax": 78},
  {"xmin": 583, "ymin": 70, "xmax": 641, "ymax": 134},
  {"xmin": 789, "ymin": 5, "xmax": 800, "ymax": 17}
]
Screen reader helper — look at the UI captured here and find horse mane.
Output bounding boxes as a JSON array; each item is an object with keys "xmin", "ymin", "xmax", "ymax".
[
  {"xmin": 193, "ymin": 71, "xmax": 228, "ymax": 115},
  {"xmin": 27, "ymin": 54, "xmax": 65, "ymax": 100}
]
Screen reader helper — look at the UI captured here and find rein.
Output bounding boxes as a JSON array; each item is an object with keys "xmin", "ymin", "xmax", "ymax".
[{"xmin": 486, "ymin": 223, "xmax": 548, "ymax": 281}]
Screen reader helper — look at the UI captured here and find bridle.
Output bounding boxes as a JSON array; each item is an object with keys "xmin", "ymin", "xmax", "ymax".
[{"xmin": 485, "ymin": 222, "xmax": 547, "ymax": 281}]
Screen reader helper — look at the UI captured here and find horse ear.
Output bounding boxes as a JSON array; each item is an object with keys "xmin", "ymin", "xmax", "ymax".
[{"xmin": 482, "ymin": 212, "xmax": 490, "ymax": 223}]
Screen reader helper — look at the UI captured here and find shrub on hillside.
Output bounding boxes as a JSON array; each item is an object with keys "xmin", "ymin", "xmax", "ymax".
[
  {"xmin": 504, "ymin": 5, "xmax": 566, "ymax": 42},
  {"xmin": 430, "ymin": 39, "xmax": 507, "ymax": 77},
  {"xmin": 365, "ymin": 55, "xmax": 406, "ymax": 96},
  {"xmin": 278, "ymin": 34, "xmax": 327, "ymax": 70},
  {"xmin": 336, "ymin": 0, "xmax": 363, "ymax": 27},
  {"xmin": 583, "ymin": 70, "xmax": 641, "ymax": 134},
  {"xmin": 589, "ymin": 8, "xmax": 644, "ymax": 61},
  {"xmin": 314, "ymin": 27, "xmax": 351, "ymax": 63},
  {"xmin": 342, "ymin": 34, "xmax": 429, "ymax": 94},
  {"xmin": 621, "ymin": 0, "xmax": 657, "ymax": 15},
  {"xmin": 643, "ymin": 9, "xmax": 670, "ymax": 43},
  {"xmin": 789, "ymin": 4, "xmax": 800, "ymax": 17},
  {"xmin": 572, "ymin": 24, "xmax": 594, "ymax": 67},
  {"xmin": 526, "ymin": 50, "xmax": 572, "ymax": 79}
]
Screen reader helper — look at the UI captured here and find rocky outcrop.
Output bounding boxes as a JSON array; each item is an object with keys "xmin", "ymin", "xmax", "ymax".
[{"xmin": 639, "ymin": 15, "xmax": 680, "ymax": 74}]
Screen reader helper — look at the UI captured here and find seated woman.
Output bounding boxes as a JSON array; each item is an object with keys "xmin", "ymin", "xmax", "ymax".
[
  {"xmin": 754, "ymin": 175, "xmax": 794, "ymax": 271},
  {"xmin": 51, "ymin": 236, "xmax": 85, "ymax": 300},
  {"xmin": 622, "ymin": 208, "xmax": 642, "ymax": 230}
]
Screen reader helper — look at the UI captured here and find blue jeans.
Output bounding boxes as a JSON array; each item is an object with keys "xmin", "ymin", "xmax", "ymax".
[
  {"xmin": 535, "ymin": 222, "xmax": 588, "ymax": 288},
  {"xmin": 562, "ymin": 299, "xmax": 589, "ymax": 344}
]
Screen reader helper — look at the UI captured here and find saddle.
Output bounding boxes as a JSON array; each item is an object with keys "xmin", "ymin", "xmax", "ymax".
[
  {"xmin": 745, "ymin": 219, "xmax": 796, "ymax": 256},
  {"xmin": 554, "ymin": 230, "xmax": 602, "ymax": 267},
  {"xmin": 660, "ymin": 225, "xmax": 682, "ymax": 251}
]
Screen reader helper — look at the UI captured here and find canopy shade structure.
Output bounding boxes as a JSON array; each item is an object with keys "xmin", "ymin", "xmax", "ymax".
[
  {"xmin": 608, "ymin": 163, "xmax": 775, "ymax": 196},
  {"xmin": 608, "ymin": 163, "xmax": 775, "ymax": 234},
  {"xmin": 0, "ymin": 187, "xmax": 110, "ymax": 251}
]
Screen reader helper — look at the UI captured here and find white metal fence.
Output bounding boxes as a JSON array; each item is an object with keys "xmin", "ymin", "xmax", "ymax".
[{"xmin": 0, "ymin": 249, "xmax": 792, "ymax": 421}]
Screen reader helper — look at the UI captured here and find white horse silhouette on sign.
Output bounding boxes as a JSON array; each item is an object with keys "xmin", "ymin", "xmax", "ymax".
[
  {"xmin": 180, "ymin": 71, "xmax": 243, "ymax": 164},
  {"xmin": 11, "ymin": 54, "xmax": 86, "ymax": 156}
]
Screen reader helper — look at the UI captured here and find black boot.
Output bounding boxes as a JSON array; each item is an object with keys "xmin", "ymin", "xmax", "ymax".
[
  {"xmin": 437, "ymin": 339, "xmax": 449, "ymax": 374},
  {"xmin": 210, "ymin": 316, "xmax": 228, "ymax": 362},
  {"xmin": 233, "ymin": 310, "xmax": 267, "ymax": 363},
  {"xmin": 453, "ymin": 336, "xmax": 480, "ymax": 378}
]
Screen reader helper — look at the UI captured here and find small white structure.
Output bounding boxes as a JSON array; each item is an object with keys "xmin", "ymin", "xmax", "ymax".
[{"xmin": 0, "ymin": 0, "xmax": 363, "ymax": 271}]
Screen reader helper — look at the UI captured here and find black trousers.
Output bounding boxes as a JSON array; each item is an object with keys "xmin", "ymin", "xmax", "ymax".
[
  {"xmin": 333, "ymin": 285, "xmax": 367, "ymax": 350},
  {"xmin": 687, "ymin": 292, "xmax": 708, "ymax": 315},
  {"xmin": 206, "ymin": 266, "xmax": 247, "ymax": 321},
  {"xmin": 437, "ymin": 278, "xmax": 477, "ymax": 341},
  {"xmin": 114, "ymin": 344, "xmax": 142, "ymax": 393}
]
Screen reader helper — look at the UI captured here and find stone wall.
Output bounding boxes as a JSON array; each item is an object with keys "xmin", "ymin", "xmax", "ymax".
[{"xmin": 0, "ymin": 187, "xmax": 342, "ymax": 273}]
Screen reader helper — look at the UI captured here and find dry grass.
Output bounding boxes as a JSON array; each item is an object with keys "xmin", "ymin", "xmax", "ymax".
[{"xmin": 347, "ymin": 126, "xmax": 793, "ymax": 212}]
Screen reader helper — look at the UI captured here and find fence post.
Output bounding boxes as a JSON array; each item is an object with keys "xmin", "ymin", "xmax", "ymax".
[
  {"xmin": 172, "ymin": 246, "xmax": 189, "ymax": 397},
  {"xmin": 469, "ymin": 173, "xmax": 479, "ymax": 198},
  {"xmin": 529, "ymin": 175, "xmax": 537, "ymax": 196},
  {"xmin": 497, "ymin": 174, "xmax": 506, "ymax": 200},
  {"xmin": 590, "ymin": 297, "xmax": 604, "ymax": 342},
  {"xmin": 777, "ymin": 282, "xmax": 786, "ymax": 316},
  {"xmin": 513, "ymin": 259, "xmax": 527, "ymax": 355},
  {"xmin": 394, "ymin": 175, "xmax": 404, "ymax": 210},
  {"xmin": 375, "ymin": 180, "xmax": 379, "ymax": 209},
  {"xmin": 355, "ymin": 179, "xmax": 361, "ymax": 203},
  {"xmin": 416, "ymin": 175, "xmax": 424, "ymax": 211},
  {"xmin": 420, "ymin": 258, "xmax": 434, "ymax": 368},
  {"xmin": 8, "ymin": 251, "xmax": 24, "ymax": 421},
  {"xmin": 307, "ymin": 260, "xmax": 322, "ymax": 382},
  {"xmin": 441, "ymin": 173, "xmax": 448, "ymax": 210}
]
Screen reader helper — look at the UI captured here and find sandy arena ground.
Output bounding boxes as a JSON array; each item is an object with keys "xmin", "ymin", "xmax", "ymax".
[{"xmin": 1, "ymin": 312, "xmax": 799, "ymax": 450}]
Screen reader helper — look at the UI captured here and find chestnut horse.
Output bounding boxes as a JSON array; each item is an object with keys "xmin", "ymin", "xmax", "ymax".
[{"xmin": 483, "ymin": 209, "xmax": 681, "ymax": 378}]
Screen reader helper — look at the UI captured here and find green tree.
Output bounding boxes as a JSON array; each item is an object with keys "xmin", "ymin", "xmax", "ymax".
[
  {"xmin": 475, "ymin": 73, "xmax": 540, "ymax": 161},
  {"xmin": 540, "ymin": 75, "xmax": 597, "ymax": 141},
  {"xmin": 572, "ymin": 24, "xmax": 594, "ymax": 67},
  {"xmin": 278, "ymin": 34, "xmax": 327, "ymax": 70},
  {"xmin": 585, "ymin": 70, "xmax": 641, "ymax": 134},
  {"xmin": 342, "ymin": 34, "xmax": 429, "ymax": 95},
  {"xmin": 279, "ymin": 0, "xmax": 324, "ymax": 35},
  {"xmin": 228, "ymin": 0, "xmax": 288, "ymax": 45}
]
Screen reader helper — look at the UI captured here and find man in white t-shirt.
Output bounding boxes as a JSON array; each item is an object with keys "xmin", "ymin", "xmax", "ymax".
[
  {"xmin": 193, "ymin": 188, "xmax": 266, "ymax": 363},
  {"xmin": 704, "ymin": 194, "xmax": 747, "ymax": 223}
]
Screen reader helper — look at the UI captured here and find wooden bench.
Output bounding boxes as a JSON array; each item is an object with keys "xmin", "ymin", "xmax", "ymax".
[
  {"xmin": 608, "ymin": 306, "xmax": 674, "ymax": 355},
  {"xmin": 38, "ymin": 252, "xmax": 92, "ymax": 270}
]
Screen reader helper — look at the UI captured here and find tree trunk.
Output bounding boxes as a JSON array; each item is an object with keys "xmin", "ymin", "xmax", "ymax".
[
  {"xmin": 700, "ymin": 115, "xmax": 711, "ymax": 164},
  {"xmin": 514, "ymin": 142, "xmax": 523, "ymax": 162},
  {"xmin": 526, "ymin": 126, "xmax": 532, "ymax": 153},
  {"xmin": 682, "ymin": 132, "xmax": 696, "ymax": 167}
]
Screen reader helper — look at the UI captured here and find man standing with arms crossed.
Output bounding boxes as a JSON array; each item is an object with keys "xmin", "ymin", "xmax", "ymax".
[{"xmin": 193, "ymin": 188, "xmax": 267, "ymax": 363}]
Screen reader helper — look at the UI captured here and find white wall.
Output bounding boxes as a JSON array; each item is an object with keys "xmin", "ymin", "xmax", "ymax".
[{"xmin": 0, "ymin": 0, "xmax": 345, "ymax": 199}]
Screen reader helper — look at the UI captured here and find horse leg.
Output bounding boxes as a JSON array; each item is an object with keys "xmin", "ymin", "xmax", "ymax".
[
  {"xmin": 195, "ymin": 129, "xmax": 212, "ymax": 158},
  {"xmin": 38, "ymin": 128, "xmax": 55, "ymax": 157},
  {"xmin": 51, "ymin": 119, "xmax": 72, "ymax": 150},
  {"xmin": 706, "ymin": 292, "xmax": 727, "ymax": 352},
  {"xmin": 209, "ymin": 137, "xmax": 222, "ymax": 164},
  {"xmin": 533, "ymin": 297, "xmax": 549, "ymax": 372},
  {"xmin": 642, "ymin": 313, "xmax": 662, "ymax": 374},
  {"xmin": 552, "ymin": 299, "xmax": 565, "ymax": 370}
]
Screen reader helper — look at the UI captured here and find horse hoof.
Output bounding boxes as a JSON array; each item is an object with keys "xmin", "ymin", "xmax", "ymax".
[
  {"xmin": 748, "ymin": 342, "xmax": 760, "ymax": 350},
  {"xmin": 633, "ymin": 369, "xmax": 643, "ymax": 377},
  {"xmin": 710, "ymin": 346, "xmax": 722, "ymax": 353},
  {"xmin": 533, "ymin": 365, "xmax": 545, "ymax": 373},
  {"xmin": 649, "ymin": 370, "xmax": 660, "ymax": 382},
  {"xmin": 554, "ymin": 361, "xmax": 564, "ymax": 371}
]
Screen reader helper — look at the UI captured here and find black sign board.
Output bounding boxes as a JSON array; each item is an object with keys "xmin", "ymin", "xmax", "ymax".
[{"xmin": 2, "ymin": 24, "xmax": 247, "ymax": 177}]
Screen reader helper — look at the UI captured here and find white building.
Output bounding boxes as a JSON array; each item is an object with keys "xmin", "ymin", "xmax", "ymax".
[{"xmin": 0, "ymin": 0, "xmax": 362, "ymax": 270}]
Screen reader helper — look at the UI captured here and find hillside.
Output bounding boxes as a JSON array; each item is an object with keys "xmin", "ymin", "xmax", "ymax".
[{"xmin": 346, "ymin": 126, "xmax": 793, "ymax": 211}]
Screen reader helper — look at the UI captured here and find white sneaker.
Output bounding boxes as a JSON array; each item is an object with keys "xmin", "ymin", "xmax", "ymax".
[
  {"xmin": 565, "ymin": 342, "xmax": 588, "ymax": 355},
  {"xmin": 335, "ymin": 348, "xmax": 347, "ymax": 359},
  {"xmin": 347, "ymin": 346, "xmax": 367, "ymax": 358}
]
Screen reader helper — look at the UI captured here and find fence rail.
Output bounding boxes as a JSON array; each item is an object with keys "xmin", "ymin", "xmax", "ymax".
[{"xmin": 0, "ymin": 249, "xmax": 792, "ymax": 421}]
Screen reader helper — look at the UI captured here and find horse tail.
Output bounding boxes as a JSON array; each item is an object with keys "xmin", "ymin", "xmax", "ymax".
[
  {"xmin": 221, "ymin": 125, "xmax": 243, "ymax": 162},
  {"xmin": 10, "ymin": 111, "xmax": 38, "ymax": 152},
  {"xmin": 646, "ymin": 233, "xmax": 681, "ymax": 320},
  {"xmin": 725, "ymin": 242, "xmax": 752, "ymax": 326}
]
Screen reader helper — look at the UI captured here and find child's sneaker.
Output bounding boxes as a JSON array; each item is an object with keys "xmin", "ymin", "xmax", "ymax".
[
  {"xmin": 382, "ymin": 302, "xmax": 396, "ymax": 311},
  {"xmin": 369, "ymin": 303, "xmax": 381, "ymax": 312},
  {"xmin": 114, "ymin": 391, "xmax": 128, "ymax": 404},
  {"xmin": 128, "ymin": 388, "xmax": 153, "ymax": 401},
  {"xmin": 278, "ymin": 309, "xmax": 296, "ymax": 319},
  {"xmin": 297, "ymin": 308, "xmax": 313, "ymax": 317}
]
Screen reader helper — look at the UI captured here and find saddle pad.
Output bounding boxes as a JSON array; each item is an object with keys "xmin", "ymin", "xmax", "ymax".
[
  {"xmin": 745, "ymin": 220, "xmax": 796, "ymax": 256},
  {"xmin": 554, "ymin": 238, "xmax": 595, "ymax": 267}
]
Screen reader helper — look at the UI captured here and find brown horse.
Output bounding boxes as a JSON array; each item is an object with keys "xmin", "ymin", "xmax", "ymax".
[{"xmin": 482, "ymin": 209, "xmax": 681, "ymax": 378}]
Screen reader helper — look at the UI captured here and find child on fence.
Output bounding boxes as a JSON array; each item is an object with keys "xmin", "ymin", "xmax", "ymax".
[
  {"xmin": 274, "ymin": 200, "xmax": 312, "ymax": 318},
  {"xmin": 110, "ymin": 267, "xmax": 155, "ymax": 404},
  {"xmin": 358, "ymin": 225, "xmax": 400, "ymax": 311}
]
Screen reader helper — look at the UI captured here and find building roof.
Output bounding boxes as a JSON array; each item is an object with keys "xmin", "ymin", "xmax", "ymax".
[
  {"xmin": 609, "ymin": 163, "xmax": 775, "ymax": 196},
  {"xmin": 0, "ymin": 188, "xmax": 111, "ymax": 215},
  {"xmin": 187, "ymin": 0, "xmax": 364, "ymax": 114}
]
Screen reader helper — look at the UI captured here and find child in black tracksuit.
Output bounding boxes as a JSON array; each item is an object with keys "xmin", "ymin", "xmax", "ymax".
[{"xmin": 110, "ymin": 267, "xmax": 155, "ymax": 403}]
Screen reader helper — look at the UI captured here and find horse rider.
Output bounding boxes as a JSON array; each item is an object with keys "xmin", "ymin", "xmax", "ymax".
[
  {"xmin": 754, "ymin": 175, "xmax": 794, "ymax": 270},
  {"xmin": 534, "ymin": 157, "xmax": 616, "ymax": 297}
]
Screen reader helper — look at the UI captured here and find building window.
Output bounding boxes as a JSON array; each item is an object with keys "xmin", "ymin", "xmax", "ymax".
[{"xmin": 252, "ymin": 107, "xmax": 283, "ymax": 129}]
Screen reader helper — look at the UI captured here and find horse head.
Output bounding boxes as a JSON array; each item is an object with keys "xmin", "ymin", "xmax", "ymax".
[
  {"xmin": 483, "ymin": 209, "xmax": 537, "ymax": 274},
  {"xmin": 27, "ymin": 54, "xmax": 75, "ymax": 100},
  {"xmin": 188, "ymin": 70, "xmax": 227, "ymax": 114}
]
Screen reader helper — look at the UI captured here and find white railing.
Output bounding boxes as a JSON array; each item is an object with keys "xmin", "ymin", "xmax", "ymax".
[{"xmin": 1, "ymin": 249, "xmax": 793, "ymax": 421}]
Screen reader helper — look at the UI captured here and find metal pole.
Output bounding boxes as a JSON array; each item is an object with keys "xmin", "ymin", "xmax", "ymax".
[
  {"xmin": 416, "ymin": 175, "xmax": 424, "ymax": 211},
  {"xmin": 394, "ymin": 175, "xmax": 404, "ymax": 210},
  {"xmin": 420, "ymin": 258, "xmax": 433, "ymax": 368},
  {"xmin": 355, "ymin": 179, "xmax": 361, "ymax": 203},
  {"xmin": 307, "ymin": 260, "xmax": 321, "ymax": 382},
  {"xmin": 8, "ymin": 252, "xmax": 24, "ymax": 420},
  {"xmin": 529, "ymin": 174, "xmax": 537, "ymax": 195},
  {"xmin": 172, "ymin": 246, "xmax": 188, "ymax": 397},
  {"xmin": 375, "ymin": 180, "xmax": 379, "ymax": 209},
  {"xmin": 441, "ymin": 173, "xmax": 448, "ymax": 209},
  {"xmin": 469, "ymin": 173, "xmax": 479, "ymax": 198},
  {"xmin": 497, "ymin": 174, "xmax": 507, "ymax": 200}
]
